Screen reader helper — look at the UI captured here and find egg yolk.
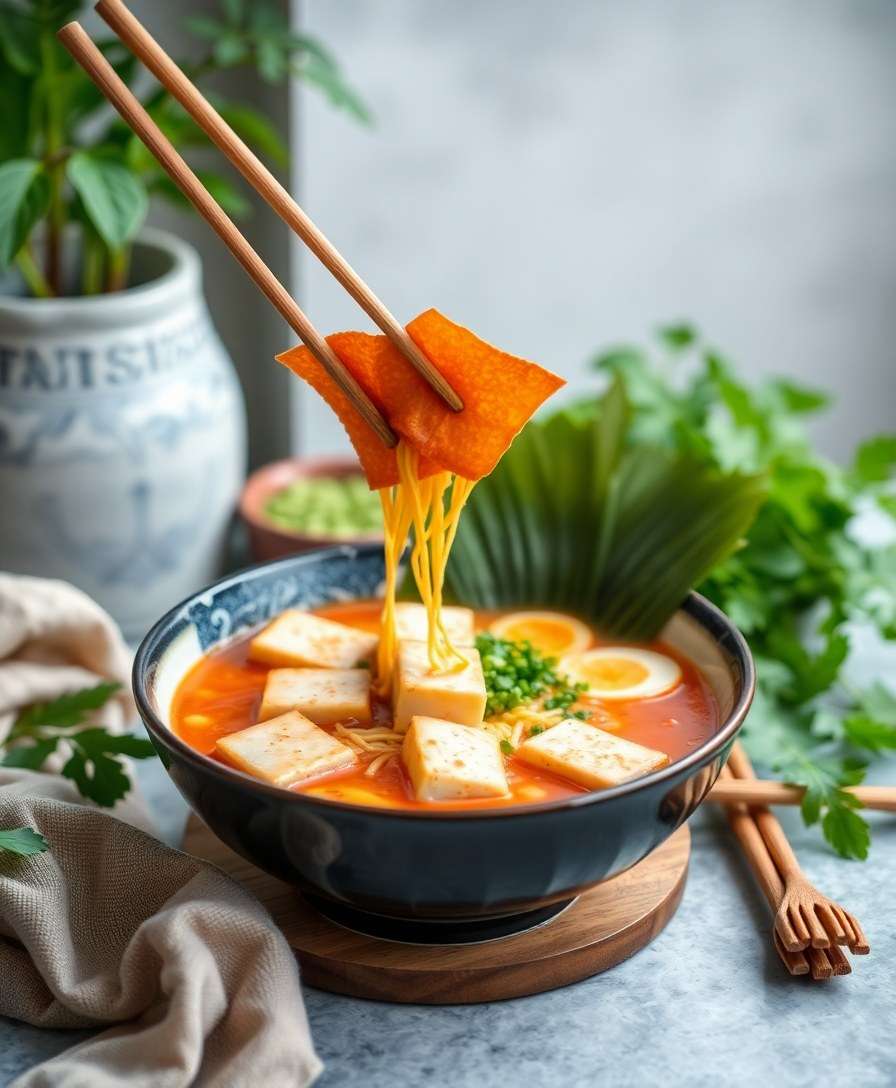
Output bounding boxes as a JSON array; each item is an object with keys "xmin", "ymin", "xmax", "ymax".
[
  {"xmin": 580, "ymin": 657, "xmax": 650, "ymax": 690},
  {"xmin": 502, "ymin": 619, "xmax": 580, "ymax": 654}
]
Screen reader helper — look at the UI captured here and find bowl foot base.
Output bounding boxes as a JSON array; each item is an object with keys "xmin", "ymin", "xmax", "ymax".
[
  {"xmin": 182, "ymin": 816, "xmax": 690, "ymax": 1003},
  {"xmin": 302, "ymin": 893, "xmax": 576, "ymax": 945}
]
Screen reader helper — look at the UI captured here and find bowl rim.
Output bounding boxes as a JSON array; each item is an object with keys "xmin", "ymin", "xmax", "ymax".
[{"xmin": 133, "ymin": 545, "xmax": 755, "ymax": 822}]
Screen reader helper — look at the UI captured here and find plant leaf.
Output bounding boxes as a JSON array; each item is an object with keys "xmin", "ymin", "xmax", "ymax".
[
  {"xmin": 1, "ymin": 737, "xmax": 60, "ymax": 769},
  {"xmin": 843, "ymin": 714, "xmax": 896, "ymax": 754},
  {"xmin": 149, "ymin": 172, "xmax": 251, "ymax": 218},
  {"xmin": 73, "ymin": 728, "xmax": 156, "ymax": 759},
  {"xmin": 587, "ymin": 320, "xmax": 896, "ymax": 857},
  {"xmin": 763, "ymin": 378, "xmax": 830, "ymax": 415},
  {"xmin": 851, "ymin": 435, "xmax": 896, "ymax": 486},
  {"xmin": 878, "ymin": 494, "xmax": 896, "ymax": 520},
  {"xmin": 0, "ymin": 65, "xmax": 31, "ymax": 159},
  {"xmin": 220, "ymin": 0, "xmax": 244, "ymax": 24},
  {"xmin": 61, "ymin": 728, "xmax": 155, "ymax": 806},
  {"xmin": 822, "ymin": 802, "xmax": 870, "ymax": 861},
  {"xmin": 12, "ymin": 682, "xmax": 120, "ymax": 733},
  {"xmin": 196, "ymin": 171, "xmax": 251, "ymax": 217},
  {"xmin": 184, "ymin": 15, "xmax": 228, "ymax": 41},
  {"xmin": 0, "ymin": 4, "xmax": 41, "ymax": 74},
  {"xmin": 256, "ymin": 36, "xmax": 287, "ymax": 82},
  {"xmin": 444, "ymin": 389, "xmax": 766, "ymax": 639},
  {"xmin": 0, "ymin": 828, "xmax": 48, "ymax": 857},
  {"xmin": 858, "ymin": 682, "xmax": 896, "ymax": 724},
  {"xmin": 658, "ymin": 323, "xmax": 696, "ymax": 350},
  {"xmin": 0, "ymin": 159, "xmax": 49, "ymax": 266},
  {"xmin": 285, "ymin": 32, "xmax": 338, "ymax": 68},
  {"xmin": 297, "ymin": 57, "xmax": 372, "ymax": 124},
  {"xmin": 66, "ymin": 151, "xmax": 148, "ymax": 249},
  {"xmin": 217, "ymin": 103, "xmax": 288, "ymax": 165},
  {"xmin": 765, "ymin": 630, "xmax": 849, "ymax": 705},
  {"xmin": 213, "ymin": 32, "xmax": 249, "ymax": 67}
]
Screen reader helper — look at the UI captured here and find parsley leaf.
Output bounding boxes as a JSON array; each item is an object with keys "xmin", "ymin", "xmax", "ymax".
[
  {"xmin": 10, "ymin": 682, "xmax": 121, "ymax": 732},
  {"xmin": 579, "ymin": 326, "xmax": 896, "ymax": 858},
  {"xmin": 63, "ymin": 728, "xmax": 156, "ymax": 807},
  {"xmin": 822, "ymin": 803, "xmax": 871, "ymax": 862},
  {"xmin": 658, "ymin": 323, "xmax": 696, "ymax": 351},
  {"xmin": 1, "ymin": 737, "xmax": 60, "ymax": 769},
  {"xmin": 850, "ymin": 435, "xmax": 896, "ymax": 486},
  {"xmin": 843, "ymin": 715, "xmax": 896, "ymax": 754},
  {"xmin": 1, "ymin": 683, "xmax": 156, "ymax": 807},
  {"xmin": 0, "ymin": 828, "xmax": 48, "ymax": 856}
]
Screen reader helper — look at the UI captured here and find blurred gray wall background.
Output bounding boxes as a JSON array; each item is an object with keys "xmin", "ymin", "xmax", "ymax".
[{"xmin": 294, "ymin": 0, "xmax": 896, "ymax": 464}]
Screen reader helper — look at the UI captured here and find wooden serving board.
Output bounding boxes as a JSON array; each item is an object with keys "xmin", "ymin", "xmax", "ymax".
[{"xmin": 183, "ymin": 816, "xmax": 690, "ymax": 1004}]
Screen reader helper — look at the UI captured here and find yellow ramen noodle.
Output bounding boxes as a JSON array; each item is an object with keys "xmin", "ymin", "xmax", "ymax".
[{"xmin": 375, "ymin": 441, "xmax": 475, "ymax": 693}]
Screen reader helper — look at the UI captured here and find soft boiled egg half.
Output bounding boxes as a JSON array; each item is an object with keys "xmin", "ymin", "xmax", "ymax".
[
  {"xmin": 489, "ymin": 611, "xmax": 592, "ymax": 656},
  {"xmin": 559, "ymin": 647, "xmax": 682, "ymax": 701}
]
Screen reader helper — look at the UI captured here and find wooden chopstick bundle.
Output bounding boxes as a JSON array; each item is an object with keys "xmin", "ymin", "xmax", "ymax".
[
  {"xmin": 721, "ymin": 741, "xmax": 869, "ymax": 980},
  {"xmin": 93, "ymin": 0, "xmax": 463, "ymax": 413},
  {"xmin": 719, "ymin": 765, "xmax": 810, "ymax": 975}
]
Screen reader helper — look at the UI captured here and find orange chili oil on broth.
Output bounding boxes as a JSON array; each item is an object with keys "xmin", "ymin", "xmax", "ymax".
[{"xmin": 170, "ymin": 601, "xmax": 719, "ymax": 810}]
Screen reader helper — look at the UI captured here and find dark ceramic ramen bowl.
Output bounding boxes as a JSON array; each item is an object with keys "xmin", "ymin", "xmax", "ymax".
[{"xmin": 134, "ymin": 544, "xmax": 754, "ymax": 942}]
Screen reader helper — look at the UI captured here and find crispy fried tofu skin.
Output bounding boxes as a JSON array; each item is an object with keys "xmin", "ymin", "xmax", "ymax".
[{"xmin": 276, "ymin": 308, "xmax": 563, "ymax": 488}]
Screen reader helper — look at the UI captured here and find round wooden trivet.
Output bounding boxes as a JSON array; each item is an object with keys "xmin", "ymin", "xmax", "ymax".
[{"xmin": 182, "ymin": 816, "xmax": 690, "ymax": 1004}]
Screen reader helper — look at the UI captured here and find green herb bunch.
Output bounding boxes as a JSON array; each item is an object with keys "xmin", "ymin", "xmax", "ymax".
[
  {"xmin": 590, "ymin": 326, "xmax": 896, "ymax": 859},
  {"xmin": 1, "ymin": 681, "xmax": 155, "ymax": 806},
  {"xmin": 475, "ymin": 632, "xmax": 589, "ymax": 721},
  {"xmin": 0, "ymin": 0, "xmax": 368, "ymax": 297}
]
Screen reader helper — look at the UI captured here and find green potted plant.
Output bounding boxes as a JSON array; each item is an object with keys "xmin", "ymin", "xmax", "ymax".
[{"xmin": 0, "ymin": 0, "xmax": 368, "ymax": 638}]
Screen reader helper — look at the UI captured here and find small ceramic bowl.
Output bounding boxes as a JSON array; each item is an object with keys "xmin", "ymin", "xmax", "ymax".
[
  {"xmin": 133, "ymin": 545, "xmax": 754, "ymax": 942},
  {"xmin": 239, "ymin": 455, "xmax": 383, "ymax": 561}
]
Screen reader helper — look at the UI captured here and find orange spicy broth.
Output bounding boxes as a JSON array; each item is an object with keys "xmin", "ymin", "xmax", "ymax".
[{"xmin": 171, "ymin": 601, "xmax": 719, "ymax": 811}]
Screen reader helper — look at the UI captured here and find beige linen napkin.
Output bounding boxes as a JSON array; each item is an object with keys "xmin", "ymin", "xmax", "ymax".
[
  {"xmin": 0, "ymin": 572, "xmax": 135, "ymax": 748},
  {"xmin": 0, "ymin": 574, "xmax": 322, "ymax": 1087}
]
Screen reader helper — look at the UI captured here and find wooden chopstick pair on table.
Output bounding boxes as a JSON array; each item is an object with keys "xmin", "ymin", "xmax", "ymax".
[
  {"xmin": 708, "ymin": 778, "xmax": 896, "ymax": 812},
  {"xmin": 718, "ymin": 742, "xmax": 869, "ymax": 980},
  {"xmin": 58, "ymin": 1, "xmax": 463, "ymax": 452}
]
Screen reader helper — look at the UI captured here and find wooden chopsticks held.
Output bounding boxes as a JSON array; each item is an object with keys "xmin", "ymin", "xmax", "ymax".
[
  {"xmin": 57, "ymin": 22, "xmax": 395, "ymax": 449},
  {"xmin": 94, "ymin": 0, "xmax": 463, "ymax": 414}
]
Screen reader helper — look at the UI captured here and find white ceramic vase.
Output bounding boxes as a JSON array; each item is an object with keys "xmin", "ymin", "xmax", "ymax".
[{"xmin": 0, "ymin": 228, "xmax": 247, "ymax": 640}]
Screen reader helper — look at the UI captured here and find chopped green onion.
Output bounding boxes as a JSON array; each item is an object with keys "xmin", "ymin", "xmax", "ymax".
[{"xmin": 475, "ymin": 632, "xmax": 586, "ymax": 718}]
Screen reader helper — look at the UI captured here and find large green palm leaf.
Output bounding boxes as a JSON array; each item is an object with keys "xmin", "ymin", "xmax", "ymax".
[{"xmin": 443, "ymin": 380, "xmax": 766, "ymax": 640}]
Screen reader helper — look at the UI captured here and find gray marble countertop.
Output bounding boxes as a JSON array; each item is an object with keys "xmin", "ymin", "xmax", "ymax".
[{"xmin": 2, "ymin": 752, "xmax": 893, "ymax": 1088}]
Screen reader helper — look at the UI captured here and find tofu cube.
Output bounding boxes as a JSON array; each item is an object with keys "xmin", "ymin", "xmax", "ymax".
[
  {"xmin": 393, "ymin": 603, "xmax": 475, "ymax": 646},
  {"xmin": 249, "ymin": 610, "xmax": 377, "ymax": 669},
  {"xmin": 215, "ymin": 710, "xmax": 356, "ymax": 787},
  {"xmin": 259, "ymin": 668, "xmax": 371, "ymax": 725},
  {"xmin": 516, "ymin": 718, "xmax": 669, "ymax": 790},
  {"xmin": 402, "ymin": 716, "xmax": 509, "ymax": 801},
  {"xmin": 393, "ymin": 639, "xmax": 487, "ymax": 733}
]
